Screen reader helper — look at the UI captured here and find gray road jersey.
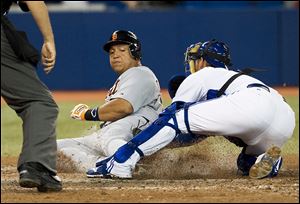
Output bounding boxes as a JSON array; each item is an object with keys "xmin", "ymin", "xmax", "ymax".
[{"xmin": 105, "ymin": 66, "xmax": 162, "ymax": 122}]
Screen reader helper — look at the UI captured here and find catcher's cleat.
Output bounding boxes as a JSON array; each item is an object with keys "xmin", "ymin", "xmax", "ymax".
[
  {"xmin": 236, "ymin": 147, "xmax": 257, "ymax": 176},
  {"xmin": 18, "ymin": 162, "xmax": 62, "ymax": 192},
  {"xmin": 86, "ymin": 157, "xmax": 133, "ymax": 179},
  {"xmin": 249, "ymin": 146, "xmax": 283, "ymax": 179}
]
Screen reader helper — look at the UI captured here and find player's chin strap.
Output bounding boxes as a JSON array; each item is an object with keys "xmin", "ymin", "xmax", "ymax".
[{"xmin": 102, "ymin": 102, "xmax": 185, "ymax": 165}]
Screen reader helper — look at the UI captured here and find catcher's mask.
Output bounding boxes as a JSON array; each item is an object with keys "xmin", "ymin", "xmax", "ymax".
[
  {"xmin": 184, "ymin": 39, "xmax": 232, "ymax": 76},
  {"xmin": 184, "ymin": 42, "xmax": 202, "ymax": 76},
  {"xmin": 103, "ymin": 30, "xmax": 142, "ymax": 60}
]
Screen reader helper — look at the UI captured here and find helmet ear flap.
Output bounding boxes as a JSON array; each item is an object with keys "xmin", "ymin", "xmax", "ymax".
[{"xmin": 129, "ymin": 43, "xmax": 141, "ymax": 60}]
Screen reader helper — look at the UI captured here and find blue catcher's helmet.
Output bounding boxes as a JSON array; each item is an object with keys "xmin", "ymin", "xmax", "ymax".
[
  {"xmin": 184, "ymin": 39, "xmax": 232, "ymax": 76},
  {"xmin": 200, "ymin": 39, "xmax": 232, "ymax": 68}
]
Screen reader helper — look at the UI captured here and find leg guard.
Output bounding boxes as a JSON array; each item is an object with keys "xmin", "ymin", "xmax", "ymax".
[
  {"xmin": 91, "ymin": 109, "xmax": 182, "ymax": 177},
  {"xmin": 112, "ymin": 102, "xmax": 184, "ymax": 164},
  {"xmin": 90, "ymin": 113, "xmax": 182, "ymax": 178},
  {"xmin": 113, "ymin": 115, "xmax": 180, "ymax": 163}
]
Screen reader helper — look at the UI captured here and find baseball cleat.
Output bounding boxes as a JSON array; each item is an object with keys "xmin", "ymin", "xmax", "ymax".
[
  {"xmin": 86, "ymin": 166, "xmax": 113, "ymax": 179},
  {"xmin": 86, "ymin": 156, "xmax": 114, "ymax": 178},
  {"xmin": 86, "ymin": 157, "xmax": 133, "ymax": 179},
  {"xmin": 249, "ymin": 146, "xmax": 282, "ymax": 179}
]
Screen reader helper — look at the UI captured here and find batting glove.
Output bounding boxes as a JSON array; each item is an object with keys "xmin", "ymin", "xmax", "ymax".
[{"xmin": 70, "ymin": 104, "xmax": 89, "ymax": 120}]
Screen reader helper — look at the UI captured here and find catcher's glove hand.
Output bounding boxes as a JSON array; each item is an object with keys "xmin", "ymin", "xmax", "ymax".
[
  {"xmin": 168, "ymin": 74, "xmax": 186, "ymax": 99},
  {"xmin": 70, "ymin": 104, "xmax": 89, "ymax": 120}
]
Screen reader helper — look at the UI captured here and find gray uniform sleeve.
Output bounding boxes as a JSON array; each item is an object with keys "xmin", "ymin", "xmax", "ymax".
[{"xmin": 110, "ymin": 68, "xmax": 157, "ymax": 112}]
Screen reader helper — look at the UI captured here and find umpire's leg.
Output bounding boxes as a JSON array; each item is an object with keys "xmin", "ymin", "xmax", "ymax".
[{"xmin": 1, "ymin": 28, "xmax": 59, "ymax": 174}]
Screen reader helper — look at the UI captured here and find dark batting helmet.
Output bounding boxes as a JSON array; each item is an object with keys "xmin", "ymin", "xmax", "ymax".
[{"xmin": 103, "ymin": 30, "xmax": 142, "ymax": 60}]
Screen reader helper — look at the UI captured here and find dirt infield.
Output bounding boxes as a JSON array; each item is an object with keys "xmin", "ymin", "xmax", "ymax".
[
  {"xmin": 1, "ymin": 87, "xmax": 299, "ymax": 203},
  {"xmin": 1, "ymin": 141, "xmax": 299, "ymax": 203}
]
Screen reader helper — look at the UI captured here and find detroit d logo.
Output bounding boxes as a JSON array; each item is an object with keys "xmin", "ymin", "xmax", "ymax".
[{"xmin": 112, "ymin": 33, "xmax": 117, "ymax": 41}]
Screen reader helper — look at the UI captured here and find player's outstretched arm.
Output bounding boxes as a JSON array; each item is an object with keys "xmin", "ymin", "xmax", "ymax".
[{"xmin": 70, "ymin": 98, "xmax": 133, "ymax": 122}]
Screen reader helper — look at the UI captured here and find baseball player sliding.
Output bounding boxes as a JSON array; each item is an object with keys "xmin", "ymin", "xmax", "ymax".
[
  {"xmin": 87, "ymin": 39, "xmax": 295, "ymax": 179},
  {"xmin": 57, "ymin": 30, "xmax": 162, "ymax": 172}
]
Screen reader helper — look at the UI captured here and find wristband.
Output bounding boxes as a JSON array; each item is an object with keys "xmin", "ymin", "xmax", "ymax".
[{"xmin": 84, "ymin": 107, "xmax": 100, "ymax": 121}]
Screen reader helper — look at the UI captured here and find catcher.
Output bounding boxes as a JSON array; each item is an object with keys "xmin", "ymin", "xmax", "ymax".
[
  {"xmin": 57, "ymin": 30, "xmax": 162, "ymax": 172},
  {"xmin": 87, "ymin": 39, "xmax": 295, "ymax": 179}
]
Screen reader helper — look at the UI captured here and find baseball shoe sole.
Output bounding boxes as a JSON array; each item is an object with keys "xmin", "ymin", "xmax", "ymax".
[
  {"xmin": 249, "ymin": 146, "xmax": 281, "ymax": 179},
  {"xmin": 86, "ymin": 173, "xmax": 112, "ymax": 178}
]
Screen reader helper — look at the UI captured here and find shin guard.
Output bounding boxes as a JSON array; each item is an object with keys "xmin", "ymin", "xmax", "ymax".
[{"xmin": 113, "ymin": 102, "xmax": 184, "ymax": 163}]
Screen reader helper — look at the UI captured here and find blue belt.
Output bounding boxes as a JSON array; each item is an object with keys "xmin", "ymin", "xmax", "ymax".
[{"xmin": 247, "ymin": 83, "xmax": 270, "ymax": 92}]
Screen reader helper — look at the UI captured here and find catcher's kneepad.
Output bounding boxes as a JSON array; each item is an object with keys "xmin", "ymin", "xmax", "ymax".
[{"xmin": 168, "ymin": 74, "xmax": 186, "ymax": 99}]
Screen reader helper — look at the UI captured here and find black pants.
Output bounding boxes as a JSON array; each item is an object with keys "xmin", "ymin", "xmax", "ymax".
[{"xmin": 1, "ymin": 26, "xmax": 59, "ymax": 174}]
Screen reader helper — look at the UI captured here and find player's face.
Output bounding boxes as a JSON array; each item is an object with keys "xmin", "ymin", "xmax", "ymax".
[
  {"xmin": 194, "ymin": 59, "xmax": 202, "ymax": 72},
  {"xmin": 195, "ymin": 58, "xmax": 206, "ymax": 72},
  {"xmin": 109, "ymin": 44, "xmax": 139, "ymax": 75}
]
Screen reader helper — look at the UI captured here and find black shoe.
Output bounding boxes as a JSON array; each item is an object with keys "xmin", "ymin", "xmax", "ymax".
[{"xmin": 18, "ymin": 162, "xmax": 62, "ymax": 192}]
